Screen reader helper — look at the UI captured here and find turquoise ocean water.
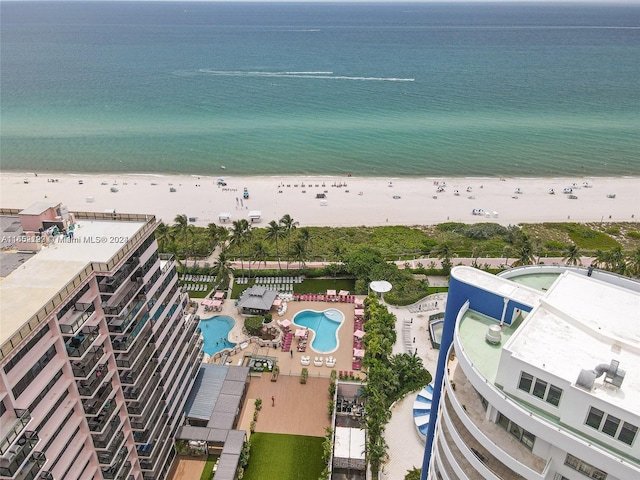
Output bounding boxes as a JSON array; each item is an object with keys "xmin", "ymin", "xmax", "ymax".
[{"xmin": 1, "ymin": 2, "xmax": 639, "ymax": 176}]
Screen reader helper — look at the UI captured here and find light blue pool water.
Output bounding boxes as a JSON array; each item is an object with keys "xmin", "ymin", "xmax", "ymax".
[
  {"xmin": 293, "ymin": 309, "xmax": 344, "ymax": 353},
  {"xmin": 199, "ymin": 315, "xmax": 236, "ymax": 355}
]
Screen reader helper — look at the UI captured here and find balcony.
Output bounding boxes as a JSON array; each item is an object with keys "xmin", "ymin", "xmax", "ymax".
[
  {"xmin": 99, "ymin": 259, "xmax": 140, "ymax": 294},
  {"xmin": 92, "ymin": 419, "xmax": 122, "ymax": 449},
  {"xmin": 446, "ymin": 359, "xmax": 546, "ymax": 476},
  {"xmin": 0, "ymin": 431, "xmax": 39, "ymax": 477},
  {"xmin": 103, "ymin": 279, "xmax": 144, "ymax": 316},
  {"xmin": 71, "ymin": 346, "xmax": 105, "ymax": 377},
  {"xmin": 65, "ymin": 326, "xmax": 99, "ymax": 358},
  {"xmin": 108, "ymin": 298, "xmax": 147, "ymax": 334},
  {"xmin": 128, "ymin": 388, "xmax": 162, "ymax": 416},
  {"xmin": 77, "ymin": 364, "xmax": 108, "ymax": 397},
  {"xmin": 123, "ymin": 372, "xmax": 160, "ymax": 401},
  {"xmin": 115, "ymin": 330, "xmax": 154, "ymax": 369},
  {"xmin": 59, "ymin": 304, "xmax": 96, "ymax": 335},
  {"xmin": 115, "ymin": 461, "xmax": 132, "ymax": 480},
  {"xmin": 101, "ymin": 446, "xmax": 129, "ymax": 480},
  {"xmin": 0, "ymin": 409, "xmax": 31, "ymax": 455},
  {"xmin": 83, "ymin": 382, "xmax": 114, "ymax": 415},
  {"xmin": 119, "ymin": 352, "xmax": 157, "ymax": 386},
  {"xmin": 159, "ymin": 254, "xmax": 175, "ymax": 275},
  {"xmin": 97, "ymin": 432, "xmax": 125, "ymax": 465},
  {"xmin": 88, "ymin": 403, "xmax": 118, "ymax": 433},
  {"xmin": 111, "ymin": 315, "xmax": 151, "ymax": 352},
  {"xmin": 13, "ymin": 451, "xmax": 45, "ymax": 480},
  {"xmin": 130, "ymin": 396, "xmax": 164, "ymax": 431}
]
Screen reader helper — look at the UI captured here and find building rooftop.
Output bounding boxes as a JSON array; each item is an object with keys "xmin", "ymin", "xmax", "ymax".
[
  {"xmin": 0, "ymin": 218, "xmax": 146, "ymax": 345},
  {"xmin": 18, "ymin": 201, "xmax": 62, "ymax": 216},
  {"xmin": 454, "ymin": 266, "xmax": 542, "ymax": 308},
  {"xmin": 506, "ymin": 271, "xmax": 640, "ymax": 415}
]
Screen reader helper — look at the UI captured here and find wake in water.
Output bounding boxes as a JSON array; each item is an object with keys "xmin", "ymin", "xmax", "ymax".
[{"xmin": 192, "ymin": 69, "xmax": 415, "ymax": 82}]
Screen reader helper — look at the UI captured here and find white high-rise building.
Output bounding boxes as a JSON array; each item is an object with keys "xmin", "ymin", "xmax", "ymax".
[
  {"xmin": 422, "ymin": 265, "xmax": 640, "ymax": 480},
  {"xmin": 1, "ymin": 202, "xmax": 202, "ymax": 480}
]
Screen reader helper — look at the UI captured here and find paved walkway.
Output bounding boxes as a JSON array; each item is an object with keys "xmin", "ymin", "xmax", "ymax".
[
  {"xmin": 381, "ymin": 294, "xmax": 446, "ymax": 480},
  {"xmin": 168, "ymin": 457, "xmax": 206, "ymax": 480}
]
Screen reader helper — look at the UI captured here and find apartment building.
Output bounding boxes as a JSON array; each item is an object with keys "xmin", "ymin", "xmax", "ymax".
[
  {"xmin": 0, "ymin": 202, "xmax": 202, "ymax": 480},
  {"xmin": 421, "ymin": 265, "xmax": 640, "ymax": 480}
]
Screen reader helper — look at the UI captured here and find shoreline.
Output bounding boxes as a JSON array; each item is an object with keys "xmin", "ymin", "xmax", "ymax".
[{"xmin": 2, "ymin": 172, "xmax": 639, "ymax": 228}]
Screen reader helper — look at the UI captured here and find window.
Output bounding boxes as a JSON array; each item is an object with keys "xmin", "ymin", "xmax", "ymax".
[
  {"xmin": 602, "ymin": 415, "xmax": 620, "ymax": 437},
  {"xmin": 497, "ymin": 412, "xmax": 536, "ymax": 450},
  {"xmin": 518, "ymin": 372, "xmax": 533, "ymax": 392},
  {"xmin": 618, "ymin": 422, "xmax": 638, "ymax": 446},
  {"xmin": 565, "ymin": 454, "xmax": 607, "ymax": 480},
  {"xmin": 547, "ymin": 385, "xmax": 563, "ymax": 406},
  {"xmin": 585, "ymin": 407, "xmax": 638, "ymax": 446},
  {"xmin": 586, "ymin": 407, "xmax": 604, "ymax": 429},
  {"xmin": 518, "ymin": 371, "xmax": 563, "ymax": 407}
]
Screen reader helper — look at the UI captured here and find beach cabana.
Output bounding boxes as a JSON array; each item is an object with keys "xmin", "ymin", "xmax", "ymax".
[
  {"xmin": 354, "ymin": 298, "xmax": 364, "ymax": 307},
  {"xmin": 354, "ymin": 308, "xmax": 365, "ymax": 317},
  {"xmin": 353, "ymin": 348, "xmax": 365, "ymax": 358},
  {"xmin": 202, "ymin": 299, "xmax": 214, "ymax": 307},
  {"xmin": 213, "ymin": 291, "xmax": 225, "ymax": 300},
  {"xmin": 219, "ymin": 212, "xmax": 231, "ymax": 223},
  {"xmin": 295, "ymin": 329, "xmax": 308, "ymax": 337},
  {"xmin": 211, "ymin": 300, "xmax": 222, "ymax": 310},
  {"xmin": 354, "ymin": 330, "xmax": 365, "ymax": 339},
  {"xmin": 327, "ymin": 289, "xmax": 337, "ymax": 297},
  {"xmin": 280, "ymin": 319, "xmax": 292, "ymax": 329},
  {"xmin": 248, "ymin": 211, "xmax": 261, "ymax": 223},
  {"xmin": 338, "ymin": 290, "xmax": 350, "ymax": 297}
]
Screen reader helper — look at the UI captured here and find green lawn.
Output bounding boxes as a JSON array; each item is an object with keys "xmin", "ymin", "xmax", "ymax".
[{"xmin": 243, "ymin": 433, "xmax": 325, "ymax": 480}]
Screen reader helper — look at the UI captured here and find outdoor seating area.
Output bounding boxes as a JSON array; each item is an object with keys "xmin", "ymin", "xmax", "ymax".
[
  {"xmin": 235, "ymin": 276, "xmax": 302, "ymax": 295},
  {"xmin": 280, "ymin": 330, "xmax": 294, "ymax": 352},
  {"xmin": 202, "ymin": 294, "xmax": 224, "ymax": 312},
  {"xmin": 294, "ymin": 290, "xmax": 357, "ymax": 303},
  {"xmin": 295, "ymin": 328, "xmax": 309, "ymax": 352},
  {"xmin": 183, "ymin": 283, "xmax": 210, "ymax": 292},
  {"xmin": 300, "ymin": 355, "xmax": 311, "ymax": 366},
  {"xmin": 314, "ymin": 356, "xmax": 324, "ymax": 367}
]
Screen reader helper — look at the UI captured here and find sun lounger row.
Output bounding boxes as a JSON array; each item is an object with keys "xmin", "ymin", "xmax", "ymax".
[
  {"xmin": 183, "ymin": 284, "xmax": 209, "ymax": 292},
  {"xmin": 281, "ymin": 332, "xmax": 294, "ymax": 352},
  {"xmin": 293, "ymin": 294, "xmax": 357, "ymax": 303},
  {"xmin": 235, "ymin": 276, "xmax": 302, "ymax": 285},
  {"xmin": 408, "ymin": 302, "xmax": 440, "ymax": 313},
  {"xmin": 181, "ymin": 274, "xmax": 214, "ymax": 282}
]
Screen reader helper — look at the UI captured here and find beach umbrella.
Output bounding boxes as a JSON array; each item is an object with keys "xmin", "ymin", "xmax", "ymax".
[
  {"xmin": 213, "ymin": 291, "xmax": 225, "ymax": 299},
  {"xmin": 354, "ymin": 329, "xmax": 365, "ymax": 339},
  {"xmin": 327, "ymin": 289, "xmax": 337, "ymax": 297},
  {"xmin": 353, "ymin": 348, "xmax": 365, "ymax": 358},
  {"xmin": 280, "ymin": 319, "xmax": 291, "ymax": 328},
  {"xmin": 295, "ymin": 329, "xmax": 308, "ymax": 337},
  {"xmin": 338, "ymin": 290, "xmax": 350, "ymax": 297},
  {"xmin": 354, "ymin": 308, "xmax": 365, "ymax": 317},
  {"xmin": 201, "ymin": 299, "xmax": 214, "ymax": 307}
]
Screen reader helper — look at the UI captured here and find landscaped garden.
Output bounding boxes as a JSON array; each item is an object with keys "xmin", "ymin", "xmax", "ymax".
[{"xmin": 242, "ymin": 433, "xmax": 325, "ymax": 480}]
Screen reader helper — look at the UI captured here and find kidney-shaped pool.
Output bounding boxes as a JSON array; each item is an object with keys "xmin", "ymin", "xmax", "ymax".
[{"xmin": 293, "ymin": 309, "xmax": 345, "ymax": 353}]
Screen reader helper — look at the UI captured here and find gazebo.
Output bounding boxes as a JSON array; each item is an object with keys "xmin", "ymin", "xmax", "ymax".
[{"xmin": 236, "ymin": 285, "xmax": 278, "ymax": 315}]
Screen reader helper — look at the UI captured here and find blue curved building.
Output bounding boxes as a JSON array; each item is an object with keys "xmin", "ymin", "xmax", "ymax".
[{"xmin": 421, "ymin": 265, "xmax": 640, "ymax": 480}]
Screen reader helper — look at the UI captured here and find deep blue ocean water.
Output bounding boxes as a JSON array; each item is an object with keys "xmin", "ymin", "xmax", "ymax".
[{"xmin": 1, "ymin": 1, "xmax": 639, "ymax": 176}]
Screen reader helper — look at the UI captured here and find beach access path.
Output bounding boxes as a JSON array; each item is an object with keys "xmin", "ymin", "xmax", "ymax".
[{"xmin": 2, "ymin": 173, "xmax": 638, "ymax": 228}]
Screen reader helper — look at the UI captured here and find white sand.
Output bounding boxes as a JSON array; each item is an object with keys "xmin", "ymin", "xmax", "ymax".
[{"xmin": 2, "ymin": 173, "xmax": 638, "ymax": 227}]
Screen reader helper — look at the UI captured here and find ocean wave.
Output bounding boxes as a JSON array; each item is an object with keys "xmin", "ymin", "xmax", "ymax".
[{"xmin": 196, "ymin": 69, "xmax": 414, "ymax": 82}]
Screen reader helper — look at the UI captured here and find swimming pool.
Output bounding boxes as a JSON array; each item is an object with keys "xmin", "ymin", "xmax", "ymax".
[
  {"xmin": 293, "ymin": 309, "xmax": 344, "ymax": 353},
  {"xmin": 199, "ymin": 315, "xmax": 236, "ymax": 355}
]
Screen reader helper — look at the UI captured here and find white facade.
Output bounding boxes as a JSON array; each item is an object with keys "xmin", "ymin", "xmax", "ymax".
[{"xmin": 427, "ymin": 266, "xmax": 640, "ymax": 480}]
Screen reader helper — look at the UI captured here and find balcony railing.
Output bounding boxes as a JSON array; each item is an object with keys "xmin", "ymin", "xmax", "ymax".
[
  {"xmin": 115, "ymin": 461, "xmax": 132, "ymax": 480},
  {"xmin": 59, "ymin": 304, "xmax": 96, "ymax": 335},
  {"xmin": 71, "ymin": 346, "xmax": 104, "ymax": 377},
  {"xmin": 88, "ymin": 403, "xmax": 118, "ymax": 433},
  {"xmin": 111, "ymin": 314, "xmax": 151, "ymax": 352},
  {"xmin": 130, "ymin": 396, "xmax": 164, "ymax": 431},
  {"xmin": 103, "ymin": 279, "xmax": 144, "ymax": 316},
  {"xmin": 99, "ymin": 259, "xmax": 140, "ymax": 294},
  {"xmin": 83, "ymin": 382, "xmax": 114, "ymax": 415},
  {"xmin": 0, "ymin": 409, "xmax": 31, "ymax": 455},
  {"xmin": 101, "ymin": 446, "xmax": 129, "ymax": 480},
  {"xmin": 0, "ymin": 431, "xmax": 39, "ymax": 477},
  {"xmin": 93, "ymin": 419, "xmax": 122, "ymax": 449},
  {"xmin": 77, "ymin": 364, "xmax": 108, "ymax": 397},
  {"xmin": 97, "ymin": 432, "xmax": 125, "ymax": 465},
  {"xmin": 128, "ymin": 389, "xmax": 162, "ymax": 416},
  {"xmin": 65, "ymin": 326, "xmax": 99, "ymax": 358},
  {"xmin": 107, "ymin": 297, "xmax": 146, "ymax": 333},
  {"xmin": 13, "ymin": 451, "xmax": 45, "ymax": 480},
  {"xmin": 122, "ymin": 372, "xmax": 160, "ymax": 401},
  {"xmin": 119, "ymin": 352, "xmax": 157, "ymax": 386},
  {"xmin": 115, "ymin": 330, "xmax": 154, "ymax": 369}
]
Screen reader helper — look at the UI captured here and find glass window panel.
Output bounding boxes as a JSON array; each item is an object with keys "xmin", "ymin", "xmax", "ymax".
[
  {"xmin": 521, "ymin": 430, "xmax": 536, "ymax": 450},
  {"xmin": 518, "ymin": 372, "xmax": 534, "ymax": 393},
  {"xmin": 497, "ymin": 412, "xmax": 510, "ymax": 430},
  {"xmin": 586, "ymin": 407, "xmax": 604, "ymax": 429},
  {"xmin": 546, "ymin": 385, "xmax": 562, "ymax": 406},
  {"xmin": 532, "ymin": 378, "xmax": 547, "ymax": 399},
  {"xmin": 602, "ymin": 415, "xmax": 620, "ymax": 437},
  {"xmin": 618, "ymin": 422, "xmax": 638, "ymax": 446}
]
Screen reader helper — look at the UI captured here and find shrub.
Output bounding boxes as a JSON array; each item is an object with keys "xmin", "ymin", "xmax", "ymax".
[
  {"xmin": 244, "ymin": 316, "xmax": 264, "ymax": 335},
  {"xmin": 250, "ymin": 421, "xmax": 256, "ymax": 433},
  {"xmin": 254, "ymin": 398, "xmax": 262, "ymax": 410},
  {"xmin": 627, "ymin": 230, "xmax": 640, "ymax": 240},
  {"xmin": 263, "ymin": 313, "xmax": 272, "ymax": 322},
  {"xmin": 301, "ymin": 368, "xmax": 308, "ymax": 384}
]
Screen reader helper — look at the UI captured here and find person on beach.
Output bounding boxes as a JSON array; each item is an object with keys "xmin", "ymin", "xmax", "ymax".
[{"xmin": 271, "ymin": 396, "xmax": 275, "ymax": 407}]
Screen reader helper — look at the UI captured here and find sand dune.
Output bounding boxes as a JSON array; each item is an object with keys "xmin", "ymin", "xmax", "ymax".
[{"xmin": 2, "ymin": 173, "xmax": 638, "ymax": 227}]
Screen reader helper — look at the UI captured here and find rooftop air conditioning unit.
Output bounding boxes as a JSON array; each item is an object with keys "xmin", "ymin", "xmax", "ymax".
[{"xmin": 485, "ymin": 325, "xmax": 502, "ymax": 345}]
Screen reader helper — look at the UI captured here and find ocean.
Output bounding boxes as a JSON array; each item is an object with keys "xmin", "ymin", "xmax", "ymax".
[{"xmin": 1, "ymin": 1, "xmax": 639, "ymax": 177}]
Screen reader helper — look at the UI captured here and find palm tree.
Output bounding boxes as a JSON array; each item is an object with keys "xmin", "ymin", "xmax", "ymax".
[
  {"xmin": 212, "ymin": 249, "xmax": 233, "ymax": 289},
  {"xmin": 432, "ymin": 242, "xmax": 453, "ymax": 275},
  {"xmin": 532, "ymin": 237, "xmax": 544, "ymax": 265},
  {"xmin": 563, "ymin": 243, "xmax": 582, "ymax": 266},
  {"xmin": 172, "ymin": 214, "xmax": 190, "ymax": 270},
  {"xmin": 512, "ymin": 238, "xmax": 534, "ymax": 267},
  {"xmin": 608, "ymin": 246, "xmax": 626, "ymax": 274},
  {"xmin": 292, "ymin": 238, "xmax": 309, "ymax": 271},
  {"xmin": 154, "ymin": 222, "xmax": 173, "ymax": 252},
  {"xmin": 503, "ymin": 245, "xmax": 513, "ymax": 268},
  {"xmin": 471, "ymin": 245, "xmax": 483, "ymax": 268},
  {"xmin": 265, "ymin": 220, "xmax": 285, "ymax": 271},
  {"xmin": 251, "ymin": 241, "xmax": 269, "ymax": 271},
  {"xmin": 230, "ymin": 219, "xmax": 252, "ymax": 277},
  {"xmin": 279, "ymin": 214, "xmax": 299, "ymax": 271},
  {"xmin": 207, "ymin": 223, "xmax": 228, "ymax": 253}
]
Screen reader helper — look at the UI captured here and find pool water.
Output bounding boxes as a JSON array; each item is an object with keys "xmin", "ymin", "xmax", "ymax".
[
  {"xmin": 199, "ymin": 315, "xmax": 236, "ymax": 355},
  {"xmin": 293, "ymin": 309, "xmax": 344, "ymax": 353}
]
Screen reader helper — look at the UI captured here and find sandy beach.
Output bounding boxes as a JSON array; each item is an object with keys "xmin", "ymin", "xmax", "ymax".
[{"xmin": 2, "ymin": 173, "xmax": 638, "ymax": 227}]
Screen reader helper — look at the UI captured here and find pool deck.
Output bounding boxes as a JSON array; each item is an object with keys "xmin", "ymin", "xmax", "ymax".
[{"xmin": 200, "ymin": 297, "xmax": 366, "ymax": 379}]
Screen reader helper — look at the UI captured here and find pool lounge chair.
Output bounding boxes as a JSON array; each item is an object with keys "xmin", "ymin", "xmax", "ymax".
[
  {"xmin": 301, "ymin": 356, "xmax": 310, "ymax": 366},
  {"xmin": 314, "ymin": 356, "xmax": 324, "ymax": 367},
  {"xmin": 325, "ymin": 356, "xmax": 336, "ymax": 368}
]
